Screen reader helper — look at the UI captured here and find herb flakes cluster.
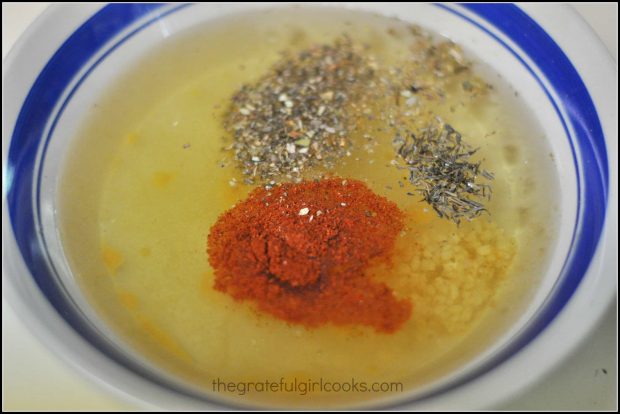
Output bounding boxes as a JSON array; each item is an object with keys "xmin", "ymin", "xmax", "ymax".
[
  {"xmin": 393, "ymin": 119, "xmax": 494, "ymax": 223},
  {"xmin": 225, "ymin": 36, "xmax": 376, "ymax": 186}
]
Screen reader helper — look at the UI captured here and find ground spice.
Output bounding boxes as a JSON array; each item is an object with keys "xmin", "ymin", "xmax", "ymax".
[
  {"xmin": 207, "ymin": 178, "xmax": 412, "ymax": 333},
  {"xmin": 224, "ymin": 36, "xmax": 376, "ymax": 185}
]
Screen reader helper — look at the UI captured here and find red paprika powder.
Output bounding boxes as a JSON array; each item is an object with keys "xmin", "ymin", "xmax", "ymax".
[{"xmin": 207, "ymin": 178, "xmax": 412, "ymax": 333}]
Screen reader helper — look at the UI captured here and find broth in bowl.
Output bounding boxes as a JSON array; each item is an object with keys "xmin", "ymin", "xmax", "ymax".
[{"xmin": 59, "ymin": 8, "xmax": 560, "ymax": 408}]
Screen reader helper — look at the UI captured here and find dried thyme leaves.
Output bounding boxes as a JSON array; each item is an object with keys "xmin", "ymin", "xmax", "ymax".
[
  {"xmin": 225, "ymin": 36, "xmax": 376, "ymax": 185},
  {"xmin": 383, "ymin": 34, "xmax": 494, "ymax": 223},
  {"xmin": 393, "ymin": 119, "xmax": 494, "ymax": 223}
]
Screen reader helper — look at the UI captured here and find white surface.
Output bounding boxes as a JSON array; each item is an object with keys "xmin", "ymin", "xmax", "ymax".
[{"xmin": 2, "ymin": 3, "xmax": 617, "ymax": 411}]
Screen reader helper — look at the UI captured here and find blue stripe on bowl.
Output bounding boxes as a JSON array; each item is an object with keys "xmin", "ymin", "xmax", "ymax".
[{"xmin": 5, "ymin": 3, "xmax": 610, "ymax": 409}]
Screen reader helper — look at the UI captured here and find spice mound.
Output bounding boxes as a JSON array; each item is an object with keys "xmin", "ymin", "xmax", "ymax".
[
  {"xmin": 207, "ymin": 178, "xmax": 412, "ymax": 333},
  {"xmin": 224, "ymin": 36, "xmax": 375, "ymax": 185}
]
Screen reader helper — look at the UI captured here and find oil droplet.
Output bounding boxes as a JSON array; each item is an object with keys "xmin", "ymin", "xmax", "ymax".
[
  {"xmin": 135, "ymin": 314, "xmax": 191, "ymax": 362},
  {"xmin": 102, "ymin": 244, "xmax": 124, "ymax": 275},
  {"xmin": 153, "ymin": 171, "xmax": 174, "ymax": 188},
  {"xmin": 126, "ymin": 132, "xmax": 139, "ymax": 145},
  {"xmin": 118, "ymin": 291, "xmax": 139, "ymax": 310}
]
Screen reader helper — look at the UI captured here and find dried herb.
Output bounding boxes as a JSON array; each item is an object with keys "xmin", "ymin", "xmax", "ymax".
[
  {"xmin": 394, "ymin": 37, "xmax": 490, "ymax": 104},
  {"xmin": 224, "ymin": 36, "xmax": 376, "ymax": 185},
  {"xmin": 393, "ymin": 118, "xmax": 493, "ymax": 223}
]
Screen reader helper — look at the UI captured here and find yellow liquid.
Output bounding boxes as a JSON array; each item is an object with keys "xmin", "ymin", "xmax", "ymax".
[{"xmin": 59, "ymin": 8, "xmax": 559, "ymax": 408}]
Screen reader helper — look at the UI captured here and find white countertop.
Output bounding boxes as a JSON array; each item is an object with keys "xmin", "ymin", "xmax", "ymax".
[{"xmin": 2, "ymin": 3, "xmax": 617, "ymax": 411}]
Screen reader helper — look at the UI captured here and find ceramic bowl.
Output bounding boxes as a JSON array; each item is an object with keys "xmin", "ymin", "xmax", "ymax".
[{"xmin": 3, "ymin": 3, "xmax": 617, "ymax": 410}]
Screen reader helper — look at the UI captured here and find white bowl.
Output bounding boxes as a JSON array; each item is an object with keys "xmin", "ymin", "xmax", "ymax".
[{"xmin": 3, "ymin": 3, "xmax": 617, "ymax": 410}]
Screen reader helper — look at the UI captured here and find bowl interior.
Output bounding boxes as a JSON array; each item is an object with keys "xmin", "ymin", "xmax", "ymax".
[{"xmin": 5, "ymin": 3, "xmax": 610, "ymax": 410}]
